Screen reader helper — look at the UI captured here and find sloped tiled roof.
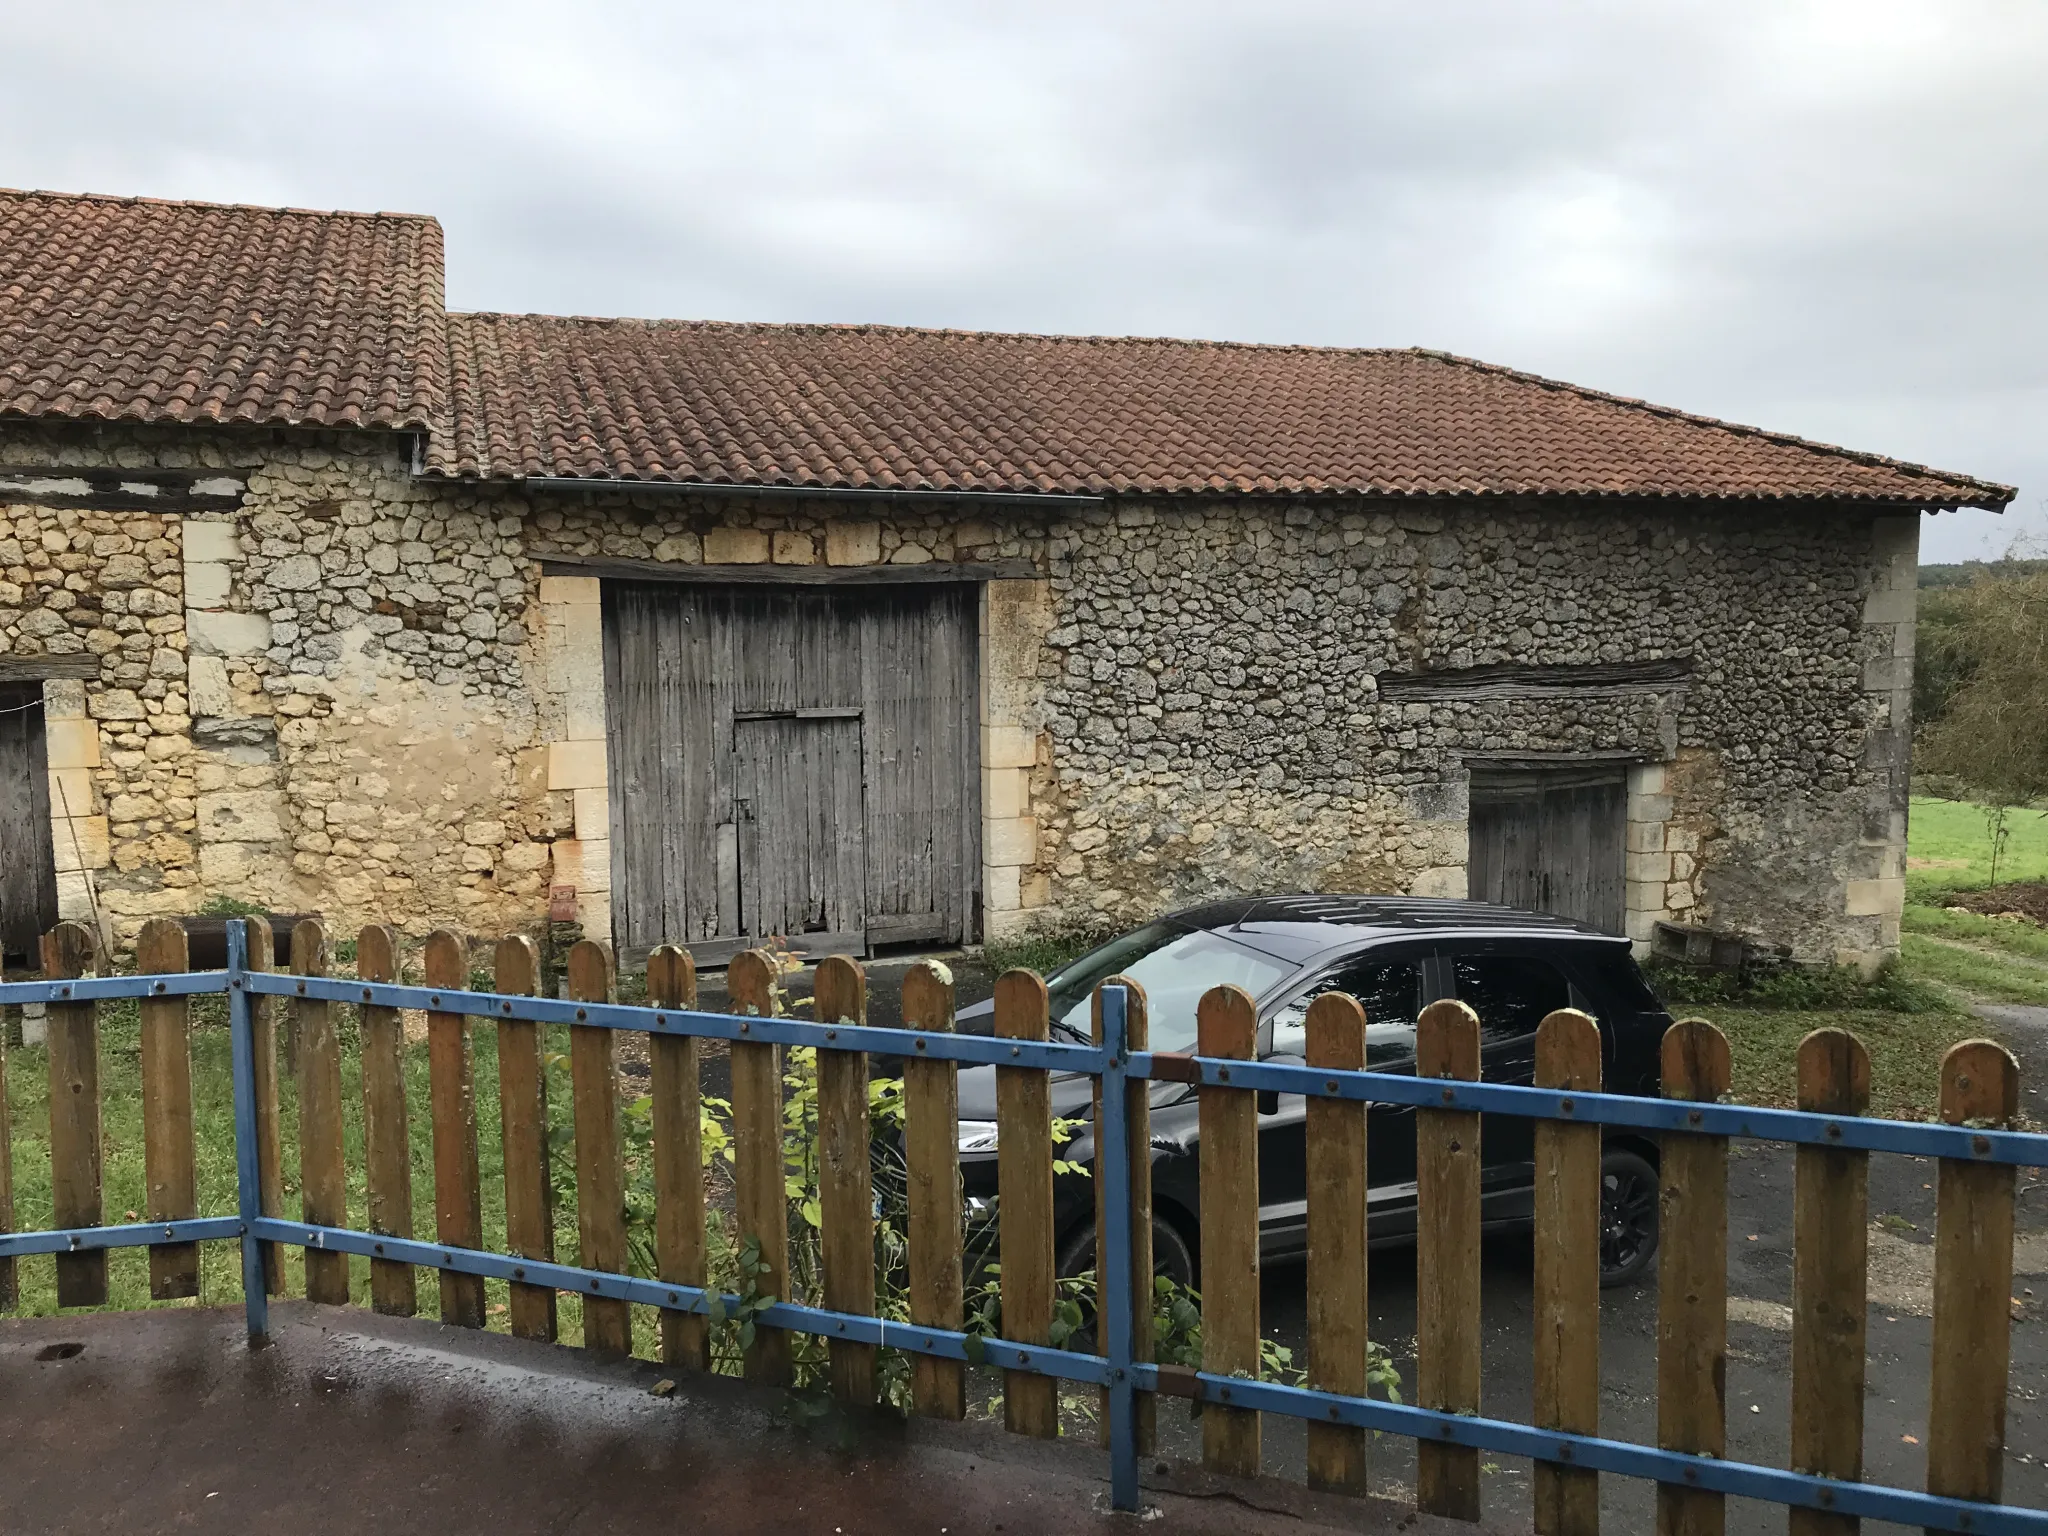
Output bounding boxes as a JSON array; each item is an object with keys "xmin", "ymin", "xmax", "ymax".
[
  {"xmin": 431, "ymin": 312, "xmax": 2013, "ymax": 508},
  {"xmin": 0, "ymin": 187, "xmax": 2014, "ymax": 509},
  {"xmin": 0, "ymin": 188, "xmax": 446, "ymax": 431}
]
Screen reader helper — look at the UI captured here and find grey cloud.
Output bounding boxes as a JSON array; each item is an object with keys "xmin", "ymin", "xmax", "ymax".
[{"xmin": 4, "ymin": 0, "xmax": 2042, "ymax": 556}]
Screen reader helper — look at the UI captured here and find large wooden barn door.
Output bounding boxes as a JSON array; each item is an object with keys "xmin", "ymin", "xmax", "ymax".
[
  {"xmin": 1467, "ymin": 763, "xmax": 1626, "ymax": 934},
  {"xmin": 0, "ymin": 684, "xmax": 59, "ymax": 963},
  {"xmin": 602, "ymin": 581, "xmax": 980, "ymax": 962}
]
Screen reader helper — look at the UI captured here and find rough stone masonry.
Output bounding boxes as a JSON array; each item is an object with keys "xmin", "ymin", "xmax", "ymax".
[{"xmin": 0, "ymin": 418, "xmax": 1917, "ymax": 970}]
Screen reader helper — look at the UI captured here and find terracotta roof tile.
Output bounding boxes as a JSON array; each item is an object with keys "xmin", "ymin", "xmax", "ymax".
[
  {"xmin": 0, "ymin": 187, "xmax": 2013, "ymax": 509},
  {"xmin": 0, "ymin": 188, "xmax": 445, "ymax": 431},
  {"xmin": 432, "ymin": 313, "xmax": 2012, "ymax": 508}
]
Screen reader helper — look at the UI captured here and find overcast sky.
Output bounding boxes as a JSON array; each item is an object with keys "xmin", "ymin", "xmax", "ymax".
[{"xmin": 8, "ymin": 1, "xmax": 2044, "ymax": 560}]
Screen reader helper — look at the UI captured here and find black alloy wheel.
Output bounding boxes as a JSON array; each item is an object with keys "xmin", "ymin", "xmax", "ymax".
[{"xmin": 1599, "ymin": 1148, "xmax": 1659, "ymax": 1288}]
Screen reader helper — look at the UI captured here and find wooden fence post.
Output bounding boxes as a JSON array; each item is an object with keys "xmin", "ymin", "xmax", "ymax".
[
  {"xmin": 1305, "ymin": 990, "xmax": 1369, "ymax": 1495},
  {"xmin": 905, "ymin": 959, "xmax": 965, "ymax": 1420},
  {"xmin": 1533, "ymin": 1007, "xmax": 1602, "ymax": 1536},
  {"xmin": 996, "ymin": 968, "xmax": 1056, "ymax": 1438},
  {"xmin": 246, "ymin": 917, "xmax": 286, "ymax": 1297},
  {"xmin": 1417, "ymin": 996, "xmax": 1482, "ymax": 1521},
  {"xmin": 728, "ymin": 948, "xmax": 790, "ymax": 1383},
  {"xmin": 1657, "ymin": 1019, "xmax": 1731, "ymax": 1536},
  {"xmin": 649, "ymin": 943, "xmax": 705, "ymax": 1369},
  {"xmin": 424, "ymin": 929, "xmax": 486, "ymax": 1328},
  {"xmin": 1198, "ymin": 982, "xmax": 1261, "ymax": 1478},
  {"xmin": 1927, "ymin": 1039, "xmax": 2021, "ymax": 1508},
  {"xmin": 497, "ymin": 933, "xmax": 556, "ymax": 1342},
  {"xmin": 1790, "ymin": 1028, "xmax": 1869, "ymax": 1536},
  {"xmin": 294, "ymin": 919, "xmax": 349, "ymax": 1305},
  {"xmin": 1095, "ymin": 976, "xmax": 1156, "ymax": 1451},
  {"xmin": 814, "ymin": 953, "xmax": 874, "ymax": 1403},
  {"xmin": 138, "ymin": 917, "xmax": 199, "ymax": 1300},
  {"xmin": 567, "ymin": 938, "xmax": 630, "ymax": 1355},
  {"xmin": 359, "ymin": 924, "xmax": 417, "ymax": 1318},
  {"xmin": 43, "ymin": 920, "xmax": 103, "ymax": 1307}
]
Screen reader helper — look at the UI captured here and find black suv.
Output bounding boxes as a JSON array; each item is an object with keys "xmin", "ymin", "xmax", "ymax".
[{"xmin": 953, "ymin": 895, "xmax": 1671, "ymax": 1288}]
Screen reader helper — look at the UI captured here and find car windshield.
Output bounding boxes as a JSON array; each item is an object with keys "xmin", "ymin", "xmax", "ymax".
[{"xmin": 1045, "ymin": 922, "xmax": 1294, "ymax": 1052}]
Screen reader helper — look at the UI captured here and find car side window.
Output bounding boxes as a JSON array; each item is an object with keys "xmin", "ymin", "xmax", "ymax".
[
  {"xmin": 1452, "ymin": 953, "xmax": 1572, "ymax": 1045},
  {"xmin": 1267, "ymin": 958, "xmax": 1423, "ymax": 1067}
]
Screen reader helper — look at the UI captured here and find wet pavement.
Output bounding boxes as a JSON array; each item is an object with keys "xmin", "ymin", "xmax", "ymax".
[{"xmin": 0, "ymin": 1302, "xmax": 1512, "ymax": 1535}]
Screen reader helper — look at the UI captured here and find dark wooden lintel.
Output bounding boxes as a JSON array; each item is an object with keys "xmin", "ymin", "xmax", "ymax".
[
  {"xmin": 541, "ymin": 554, "xmax": 1038, "ymax": 587},
  {"xmin": 1379, "ymin": 657, "xmax": 1692, "ymax": 702},
  {"xmin": 0, "ymin": 655, "xmax": 101, "ymax": 682},
  {"xmin": 0, "ymin": 465, "xmax": 249, "ymax": 513}
]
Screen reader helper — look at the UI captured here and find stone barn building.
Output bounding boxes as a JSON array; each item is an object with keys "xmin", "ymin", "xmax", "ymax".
[{"xmin": 0, "ymin": 189, "xmax": 2014, "ymax": 971}]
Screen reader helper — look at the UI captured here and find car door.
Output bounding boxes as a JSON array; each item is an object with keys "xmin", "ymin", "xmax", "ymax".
[
  {"xmin": 1444, "ymin": 943, "xmax": 1577, "ymax": 1217},
  {"xmin": 1253, "ymin": 946, "xmax": 1438, "ymax": 1254}
]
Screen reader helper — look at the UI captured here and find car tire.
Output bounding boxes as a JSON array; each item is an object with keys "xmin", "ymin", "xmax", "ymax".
[
  {"xmin": 1599, "ymin": 1147, "xmax": 1659, "ymax": 1288},
  {"xmin": 1056, "ymin": 1212, "xmax": 1198, "ymax": 1294}
]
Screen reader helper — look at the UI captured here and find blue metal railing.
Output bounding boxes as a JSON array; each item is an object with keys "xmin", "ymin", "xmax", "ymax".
[{"xmin": 2, "ymin": 921, "xmax": 2045, "ymax": 1532}]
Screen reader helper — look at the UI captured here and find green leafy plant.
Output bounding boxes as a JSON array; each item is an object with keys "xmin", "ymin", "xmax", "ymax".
[{"xmin": 1645, "ymin": 954, "xmax": 1949, "ymax": 1015}]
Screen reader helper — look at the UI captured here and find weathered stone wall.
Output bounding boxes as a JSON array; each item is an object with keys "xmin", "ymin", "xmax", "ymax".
[
  {"xmin": 1024, "ymin": 499, "xmax": 1908, "ymax": 965},
  {"xmin": 1, "ymin": 425, "xmax": 554, "ymax": 940},
  {"xmin": 0, "ymin": 420, "xmax": 1911, "ymax": 966},
  {"xmin": 0, "ymin": 500, "xmax": 190, "ymax": 923}
]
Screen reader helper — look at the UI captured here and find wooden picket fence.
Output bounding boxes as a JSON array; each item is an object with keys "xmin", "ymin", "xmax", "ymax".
[{"xmin": 0, "ymin": 912, "xmax": 2039, "ymax": 1534}]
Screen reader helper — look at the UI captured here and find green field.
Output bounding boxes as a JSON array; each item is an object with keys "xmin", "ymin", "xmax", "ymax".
[{"xmin": 1906, "ymin": 795, "xmax": 2048, "ymax": 895}]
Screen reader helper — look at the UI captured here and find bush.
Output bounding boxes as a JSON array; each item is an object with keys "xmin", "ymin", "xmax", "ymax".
[
  {"xmin": 982, "ymin": 927, "xmax": 1110, "ymax": 979},
  {"xmin": 1645, "ymin": 955, "xmax": 1950, "ymax": 1015}
]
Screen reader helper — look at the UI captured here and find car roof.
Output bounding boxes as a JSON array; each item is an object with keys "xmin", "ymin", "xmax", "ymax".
[{"xmin": 1162, "ymin": 893, "xmax": 1630, "ymax": 962}]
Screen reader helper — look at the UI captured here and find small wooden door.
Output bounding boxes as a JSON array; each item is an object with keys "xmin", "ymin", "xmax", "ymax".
[
  {"xmin": 0, "ymin": 684, "xmax": 59, "ymax": 963},
  {"xmin": 1467, "ymin": 763, "xmax": 1626, "ymax": 934},
  {"xmin": 733, "ymin": 712, "xmax": 867, "ymax": 950}
]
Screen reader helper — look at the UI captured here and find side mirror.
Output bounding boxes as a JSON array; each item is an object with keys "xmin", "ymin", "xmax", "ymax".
[{"xmin": 1258, "ymin": 1051, "xmax": 1306, "ymax": 1115}]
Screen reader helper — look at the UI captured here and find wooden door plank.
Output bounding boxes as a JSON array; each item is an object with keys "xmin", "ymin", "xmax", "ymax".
[
  {"xmin": 294, "ymin": 920, "xmax": 350, "ymax": 1306},
  {"xmin": 358, "ymin": 924, "xmax": 417, "ymax": 1318},
  {"xmin": 1790, "ymin": 1028, "xmax": 1869, "ymax": 1536},
  {"xmin": 815, "ymin": 953, "xmax": 875, "ymax": 1403},
  {"xmin": 0, "ymin": 687, "xmax": 59, "ymax": 958},
  {"xmin": 567, "ymin": 939, "xmax": 631, "ymax": 1356},
  {"xmin": 1657, "ymin": 1019, "xmax": 1732, "ymax": 1536},
  {"xmin": 996, "ymin": 967, "xmax": 1056, "ymax": 1438},
  {"xmin": 904, "ymin": 959, "xmax": 965, "ymax": 1419},
  {"xmin": 43, "ymin": 920, "xmax": 103, "ymax": 1307},
  {"xmin": 649, "ymin": 944, "xmax": 705, "ymax": 1369},
  {"xmin": 425, "ymin": 929, "xmax": 486, "ymax": 1328},
  {"xmin": 728, "ymin": 948, "xmax": 791, "ymax": 1383},
  {"xmin": 1417, "ymin": 997, "xmax": 1482, "ymax": 1520},
  {"xmin": 1198, "ymin": 982, "xmax": 1261, "ymax": 1478},
  {"xmin": 1305, "ymin": 990, "xmax": 1369, "ymax": 1494},
  {"xmin": 1927, "ymin": 1039, "xmax": 2020, "ymax": 1507},
  {"xmin": 137, "ymin": 918, "xmax": 199, "ymax": 1299},
  {"xmin": 1533, "ymin": 1007, "xmax": 1602, "ymax": 1536}
]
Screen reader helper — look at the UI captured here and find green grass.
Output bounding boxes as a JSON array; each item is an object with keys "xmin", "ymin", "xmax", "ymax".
[
  {"xmin": 981, "ymin": 928, "xmax": 1108, "ymax": 979},
  {"xmin": 1710, "ymin": 1005, "xmax": 1982, "ymax": 1119},
  {"xmin": 1906, "ymin": 794, "xmax": 2048, "ymax": 897},
  {"xmin": 2, "ymin": 996, "xmax": 645, "ymax": 1352},
  {"xmin": 1902, "ymin": 902, "xmax": 2048, "ymax": 964},
  {"xmin": 1898, "ymin": 933, "xmax": 2048, "ymax": 1009},
  {"xmin": 1649, "ymin": 952, "xmax": 1987, "ymax": 1119}
]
